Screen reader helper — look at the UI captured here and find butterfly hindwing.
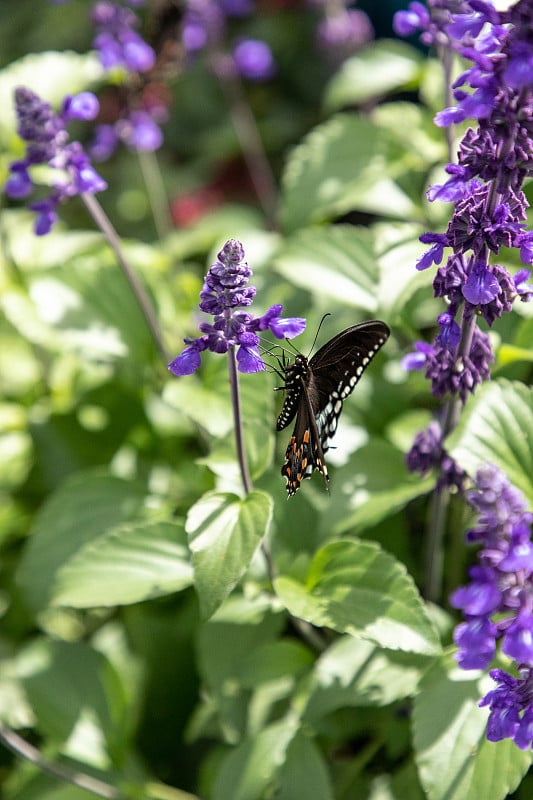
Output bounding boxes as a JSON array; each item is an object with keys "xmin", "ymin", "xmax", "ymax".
[{"xmin": 278, "ymin": 321, "xmax": 390, "ymax": 496}]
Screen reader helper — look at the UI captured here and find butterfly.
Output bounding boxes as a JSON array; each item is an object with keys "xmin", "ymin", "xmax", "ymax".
[{"xmin": 276, "ymin": 321, "xmax": 390, "ymax": 497}]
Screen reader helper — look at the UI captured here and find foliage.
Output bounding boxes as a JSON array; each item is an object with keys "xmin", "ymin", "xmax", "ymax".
[{"xmin": 1, "ymin": 2, "xmax": 533, "ymax": 800}]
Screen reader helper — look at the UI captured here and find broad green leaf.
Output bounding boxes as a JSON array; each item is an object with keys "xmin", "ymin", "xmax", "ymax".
[
  {"xmin": 273, "ymin": 226, "xmax": 382, "ymax": 311},
  {"xmin": 277, "ymin": 733, "xmax": 333, "ymax": 800},
  {"xmin": 18, "ymin": 638, "xmax": 126, "ymax": 747},
  {"xmin": 413, "ymin": 657, "xmax": 532, "ymax": 800},
  {"xmin": 2, "ymin": 252, "xmax": 159, "ymax": 371},
  {"xmin": 163, "ymin": 379, "xmax": 234, "ymax": 438},
  {"xmin": 374, "ymin": 222, "xmax": 434, "ymax": 315},
  {"xmin": 238, "ymin": 640, "xmax": 314, "ymax": 688},
  {"xmin": 324, "ymin": 40, "xmax": 424, "ymax": 111},
  {"xmin": 329, "ymin": 440, "xmax": 435, "ymax": 536},
  {"xmin": 0, "ymin": 51, "xmax": 103, "ymax": 141},
  {"xmin": 186, "ymin": 490, "xmax": 273, "ymax": 618},
  {"xmin": 17, "ymin": 471, "xmax": 147, "ymax": 612},
  {"xmin": 50, "ymin": 520, "xmax": 193, "ymax": 608},
  {"xmin": 448, "ymin": 380, "xmax": 533, "ymax": 504},
  {"xmin": 193, "ymin": 596, "xmax": 285, "ymax": 742},
  {"xmin": 280, "ymin": 114, "xmax": 417, "ymax": 232},
  {"xmin": 275, "ymin": 539, "xmax": 440, "ymax": 656},
  {"xmin": 213, "ymin": 717, "xmax": 299, "ymax": 800},
  {"xmin": 300, "ymin": 636, "xmax": 424, "ymax": 722}
]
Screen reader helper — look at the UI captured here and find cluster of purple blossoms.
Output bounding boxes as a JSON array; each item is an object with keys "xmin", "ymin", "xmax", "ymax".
[
  {"xmin": 4, "ymin": 87, "xmax": 106, "ymax": 235},
  {"xmin": 91, "ymin": 0, "xmax": 155, "ymax": 73},
  {"xmin": 181, "ymin": 0, "xmax": 275, "ymax": 82},
  {"xmin": 449, "ymin": 465, "xmax": 533, "ymax": 749},
  {"xmin": 168, "ymin": 239, "xmax": 306, "ymax": 376},
  {"xmin": 89, "ymin": 0, "xmax": 166, "ymax": 157},
  {"xmin": 396, "ymin": 0, "xmax": 533, "ymax": 483}
]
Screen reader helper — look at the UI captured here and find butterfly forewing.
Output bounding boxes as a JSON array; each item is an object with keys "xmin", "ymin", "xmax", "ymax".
[{"xmin": 278, "ymin": 321, "xmax": 390, "ymax": 496}]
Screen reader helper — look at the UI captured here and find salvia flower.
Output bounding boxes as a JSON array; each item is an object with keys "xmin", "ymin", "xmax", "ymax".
[
  {"xmin": 181, "ymin": 0, "xmax": 275, "ymax": 82},
  {"xmin": 92, "ymin": 0, "xmax": 155, "ymax": 74},
  {"xmin": 4, "ymin": 87, "xmax": 106, "ymax": 235},
  {"xmin": 168, "ymin": 239, "xmax": 306, "ymax": 376},
  {"xmin": 397, "ymin": 1, "xmax": 533, "ymax": 485},
  {"xmin": 447, "ymin": 464, "xmax": 533, "ymax": 749}
]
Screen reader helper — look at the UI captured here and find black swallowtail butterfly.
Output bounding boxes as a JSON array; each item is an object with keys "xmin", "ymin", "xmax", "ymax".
[{"xmin": 276, "ymin": 320, "xmax": 390, "ymax": 497}]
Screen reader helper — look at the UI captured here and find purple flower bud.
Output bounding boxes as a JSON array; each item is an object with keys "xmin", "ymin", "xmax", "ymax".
[
  {"xmin": 29, "ymin": 198, "xmax": 59, "ymax": 236},
  {"xmin": 233, "ymin": 39, "xmax": 275, "ymax": 82},
  {"xmin": 62, "ymin": 92, "xmax": 100, "ymax": 121},
  {"xmin": 122, "ymin": 34, "xmax": 156, "ymax": 73},
  {"xmin": 4, "ymin": 162, "xmax": 32, "ymax": 199},
  {"xmin": 393, "ymin": 2, "xmax": 429, "ymax": 37},
  {"xmin": 118, "ymin": 111, "xmax": 163, "ymax": 152},
  {"xmin": 90, "ymin": 124, "xmax": 120, "ymax": 162}
]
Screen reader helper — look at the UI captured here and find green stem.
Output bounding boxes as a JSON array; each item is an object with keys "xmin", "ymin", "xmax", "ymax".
[
  {"xmin": 0, "ymin": 724, "xmax": 125, "ymax": 800},
  {"xmin": 227, "ymin": 345, "xmax": 253, "ymax": 495},
  {"xmin": 80, "ymin": 192, "xmax": 168, "ymax": 361},
  {"xmin": 212, "ymin": 55, "xmax": 278, "ymax": 229},
  {"xmin": 137, "ymin": 149, "xmax": 172, "ymax": 241}
]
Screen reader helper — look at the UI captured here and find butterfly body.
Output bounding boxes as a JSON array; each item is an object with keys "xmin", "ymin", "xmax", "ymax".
[{"xmin": 277, "ymin": 321, "xmax": 390, "ymax": 496}]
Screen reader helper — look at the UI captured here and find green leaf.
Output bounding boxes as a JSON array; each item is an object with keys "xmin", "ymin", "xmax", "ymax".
[
  {"xmin": 448, "ymin": 380, "xmax": 533, "ymax": 504},
  {"xmin": 273, "ymin": 226, "xmax": 382, "ymax": 311},
  {"xmin": 50, "ymin": 520, "xmax": 193, "ymax": 608},
  {"xmin": 275, "ymin": 539, "xmax": 440, "ymax": 656},
  {"xmin": 277, "ymin": 733, "xmax": 333, "ymax": 800},
  {"xmin": 413, "ymin": 657, "xmax": 532, "ymax": 800},
  {"xmin": 17, "ymin": 471, "xmax": 147, "ymax": 612},
  {"xmin": 374, "ymin": 222, "xmax": 434, "ymax": 315},
  {"xmin": 2, "ymin": 249, "xmax": 159, "ymax": 373},
  {"xmin": 19, "ymin": 638, "xmax": 126, "ymax": 747},
  {"xmin": 213, "ymin": 717, "xmax": 299, "ymax": 800},
  {"xmin": 324, "ymin": 40, "xmax": 424, "ymax": 111},
  {"xmin": 329, "ymin": 440, "xmax": 435, "ymax": 536},
  {"xmin": 280, "ymin": 114, "xmax": 417, "ymax": 232},
  {"xmin": 239, "ymin": 640, "xmax": 314, "ymax": 688},
  {"xmin": 300, "ymin": 635, "xmax": 424, "ymax": 722},
  {"xmin": 186, "ymin": 490, "xmax": 273, "ymax": 619}
]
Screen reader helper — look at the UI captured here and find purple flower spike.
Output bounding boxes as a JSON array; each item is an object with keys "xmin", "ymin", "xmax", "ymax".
[
  {"xmin": 4, "ymin": 86, "xmax": 106, "ymax": 234},
  {"xmin": 168, "ymin": 240, "xmax": 306, "ymax": 377}
]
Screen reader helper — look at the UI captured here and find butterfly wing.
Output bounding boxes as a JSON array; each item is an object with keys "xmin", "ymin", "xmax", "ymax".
[{"xmin": 280, "ymin": 321, "xmax": 390, "ymax": 496}]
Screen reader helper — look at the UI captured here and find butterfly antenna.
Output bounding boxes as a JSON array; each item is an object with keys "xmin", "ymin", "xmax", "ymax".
[{"xmin": 307, "ymin": 313, "xmax": 331, "ymax": 358}]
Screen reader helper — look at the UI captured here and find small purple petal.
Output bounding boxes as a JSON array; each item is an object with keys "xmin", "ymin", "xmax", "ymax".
[
  {"xmin": 434, "ymin": 106, "xmax": 467, "ymax": 127},
  {"xmin": 462, "ymin": 264, "xmax": 499, "ymax": 305},
  {"xmin": 168, "ymin": 346, "xmax": 202, "ymax": 376},
  {"xmin": 236, "ymin": 345, "xmax": 266, "ymax": 373},
  {"xmin": 269, "ymin": 316, "xmax": 307, "ymax": 340}
]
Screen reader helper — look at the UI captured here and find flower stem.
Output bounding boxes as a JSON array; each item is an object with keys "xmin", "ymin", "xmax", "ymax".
[
  {"xmin": 212, "ymin": 56, "xmax": 278, "ymax": 229},
  {"xmin": 137, "ymin": 149, "xmax": 172, "ymax": 241},
  {"xmin": 0, "ymin": 723, "xmax": 124, "ymax": 800},
  {"xmin": 80, "ymin": 192, "xmax": 168, "ymax": 361},
  {"xmin": 227, "ymin": 345, "xmax": 253, "ymax": 495}
]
